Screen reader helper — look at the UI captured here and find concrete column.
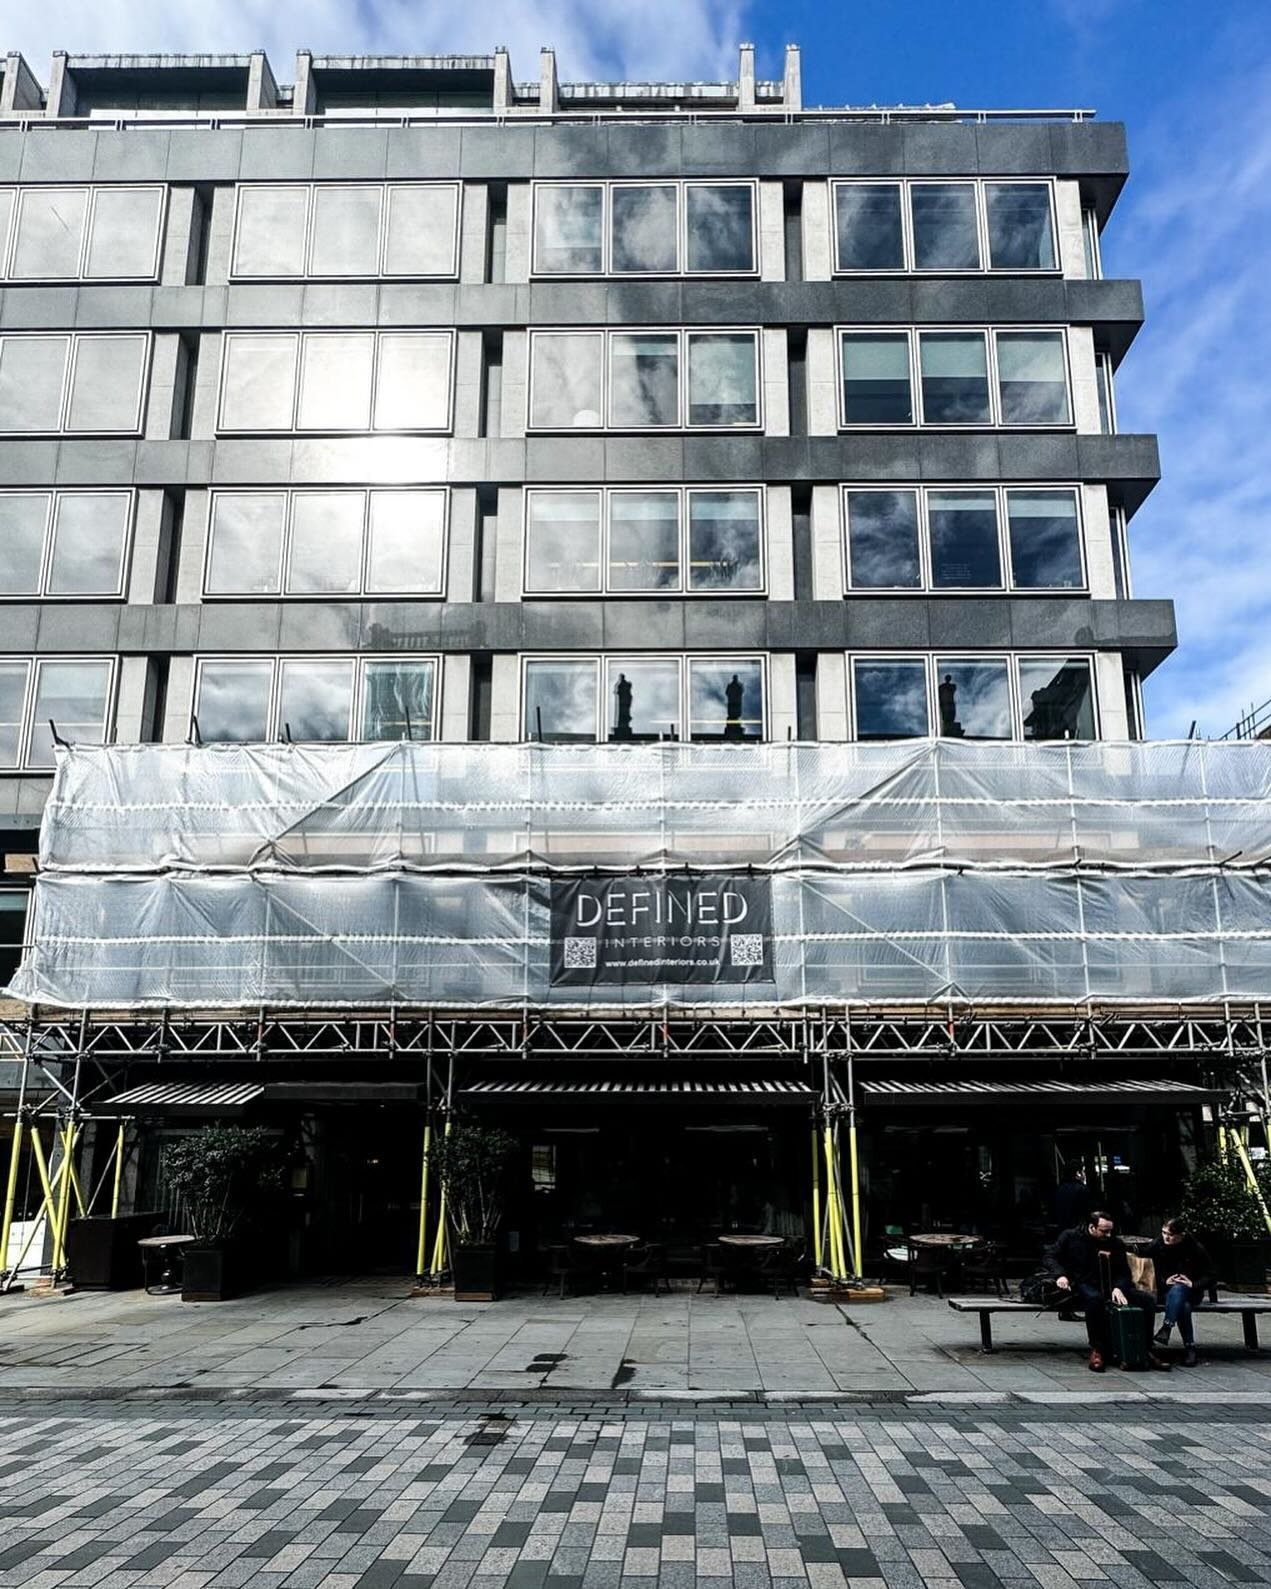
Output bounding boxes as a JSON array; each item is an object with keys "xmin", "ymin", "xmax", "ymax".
[
  {"xmin": 493, "ymin": 47, "xmax": 513, "ymax": 115},
  {"xmin": 143, "ymin": 335, "xmax": 181, "ymax": 441},
  {"xmin": 816, "ymin": 653, "xmax": 849, "ymax": 741},
  {"xmin": 540, "ymin": 48, "xmax": 559, "ymax": 114},
  {"xmin": 503, "ymin": 183, "xmax": 531, "ymax": 284},
  {"xmin": 160, "ymin": 189, "xmax": 197, "ymax": 287},
  {"xmin": 126, "ymin": 491, "xmax": 165, "ymax": 604},
  {"xmin": 1, "ymin": 54, "xmax": 42, "ymax": 113},
  {"xmin": 489, "ymin": 653, "xmax": 521, "ymax": 742},
  {"xmin": 758, "ymin": 181, "xmax": 785, "ymax": 282},
  {"xmin": 768, "ymin": 653, "xmax": 797, "ymax": 743},
  {"xmin": 453, "ymin": 330, "xmax": 484, "ymax": 439},
  {"xmin": 174, "ymin": 489, "xmax": 210, "ymax": 604},
  {"xmin": 765, "ymin": 486, "xmax": 794, "ymax": 601},
  {"xmin": 805, "ymin": 327, "xmax": 839, "ymax": 436},
  {"xmin": 246, "ymin": 51, "xmax": 278, "ymax": 112},
  {"xmin": 1055, "ymin": 179, "xmax": 1086, "ymax": 279},
  {"xmin": 163, "ymin": 656, "xmax": 196, "ymax": 742},
  {"xmin": 738, "ymin": 44, "xmax": 756, "ymax": 112},
  {"xmin": 762, "ymin": 328, "xmax": 789, "ymax": 437},
  {"xmin": 114, "ymin": 657, "xmax": 153, "ymax": 747},
  {"xmin": 1081, "ymin": 484, "xmax": 1115, "ymax": 599},
  {"xmin": 494, "ymin": 485, "xmax": 525, "ymax": 602},
  {"xmin": 44, "ymin": 53, "xmax": 76, "ymax": 117},
  {"xmin": 1095, "ymin": 651, "xmax": 1129, "ymax": 739},
  {"xmin": 446, "ymin": 487, "xmax": 478, "ymax": 603},
  {"xmin": 801, "ymin": 181, "xmax": 832, "ymax": 281},
  {"xmin": 810, "ymin": 484, "xmax": 843, "ymax": 599},
  {"xmin": 458, "ymin": 183, "xmax": 489, "ymax": 285},
  {"xmin": 293, "ymin": 51, "xmax": 317, "ymax": 115},
  {"xmin": 440, "ymin": 654, "xmax": 471, "ymax": 742},
  {"xmin": 204, "ymin": 186, "xmax": 237, "ymax": 286},
  {"xmin": 500, "ymin": 329, "xmax": 528, "ymax": 437},
  {"xmin": 188, "ymin": 334, "xmax": 222, "ymax": 441},
  {"xmin": 1068, "ymin": 325, "xmax": 1101, "ymax": 434},
  {"xmin": 783, "ymin": 45, "xmax": 802, "ymax": 111}
]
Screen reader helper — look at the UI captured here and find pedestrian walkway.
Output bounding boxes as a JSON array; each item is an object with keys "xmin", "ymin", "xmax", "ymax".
[{"xmin": 2, "ymin": 1282, "xmax": 1269, "ymax": 1402}]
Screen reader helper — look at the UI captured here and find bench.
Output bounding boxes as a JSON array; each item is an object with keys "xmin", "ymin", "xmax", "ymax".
[{"xmin": 947, "ymin": 1295, "xmax": 1271, "ymax": 1354}]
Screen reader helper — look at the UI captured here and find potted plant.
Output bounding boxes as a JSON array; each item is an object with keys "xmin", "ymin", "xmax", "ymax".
[
  {"xmin": 1180, "ymin": 1156, "xmax": 1269, "ymax": 1292},
  {"xmin": 160, "ymin": 1125, "xmax": 284, "ymax": 1301},
  {"xmin": 430, "ymin": 1122, "xmax": 516, "ymax": 1301}
]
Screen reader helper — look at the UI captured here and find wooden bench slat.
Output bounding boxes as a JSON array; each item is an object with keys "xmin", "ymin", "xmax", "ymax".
[{"xmin": 945, "ymin": 1295, "xmax": 1270, "ymax": 1353}]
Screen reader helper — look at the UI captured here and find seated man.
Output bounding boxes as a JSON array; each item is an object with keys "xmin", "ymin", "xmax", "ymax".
[
  {"xmin": 1043, "ymin": 1210, "xmax": 1170, "ymax": 1373},
  {"xmin": 1144, "ymin": 1216, "xmax": 1213, "ymax": 1368}
]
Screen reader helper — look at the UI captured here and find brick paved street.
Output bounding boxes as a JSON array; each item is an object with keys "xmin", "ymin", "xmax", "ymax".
[{"xmin": 2, "ymin": 1397, "xmax": 1271, "ymax": 1588}]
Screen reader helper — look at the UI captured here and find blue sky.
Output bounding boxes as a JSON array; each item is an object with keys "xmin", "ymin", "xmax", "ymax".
[{"xmin": 13, "ymin": 0, "xmax": 1271, "ymax": 736}]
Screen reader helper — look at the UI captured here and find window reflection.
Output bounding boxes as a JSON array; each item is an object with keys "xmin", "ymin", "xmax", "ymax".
[
  {"xmin": 28, "ymin": 660, "xmax": 112, "ymax": 767},
  {"xmin": 919, "ymin": 333, "xmax": 990, "ymax": 424},
  {"xmin": 1020, "ymin": 658, "xmax": 1095, "ymax": 741},
  {"xmin": 610, "ymin": 334, "xmax": 679, "ymax": 427},
  {"xmin": 46, "ymin": 493, "xmax": 129, "ymax": 596},
  {"xmin": 366, "ymin": 491, "xmax": 445, "ymax": 594},
  {"xmin": 11, "ymin": 189, "xmax": 87, "ymax": 279},
  {"xmin": 685, "ymin": 185, "xmax": 754, "ymax": 273},
  {"xmin": 362, "ymin": 661, "xmax": 435, "ymax": 741},
  {"xmin": 278, "ymin": 660, "xmax": 354, "ymax": 742},
  {"xmin": 935, "ymin": 660, "xmax": 1012, "ymax": 740},
  {"xmin": 297, "ymin": 334, "xmax": 375, "ymax": 432},
  {"xmin": 65, "ymin": 335, "xmax": 147, "ymax": 434},
  {"xmin": 0, "ymin": 336, "xmax": 70, "ymax": 433},
  {"xmin": 835, "ymin": 184, "xmax": 905, "ymax": 271},
  {"xmin": 689, "ymin": 660, "xmax": 763, "ymax": 741},
  {"xmin": 608, "ymin": 492, "xmax": 679, "ymax": 590},
  {"xmin": 232, "ymin": 183, "xmax": 458, "ymax": 279},
  {"xmin": 233, "ymin": 185, "xmax": 309, "ymax": 276},
  {"xmin": 688, "ymin": 491, "xmax": 762, "ymax": 591},
  {"xmin": 928, "ymin": 490, "xmax": 1001, "ymax": 588},
  {"xmin": 841, "ymin": 333, "xmax": 912, "ymax": 424},
  {"xmin": 530, "ymin": 333, "xmax": 604, "ymax": 428},
  {"xmin": 607, "ymin": 659, "xmax": 680, "ymax": 742},
  {"xmin": 220, "ymin": 335, "xmax": 298, "ymax": 431},
  {"xmin": 373, "ymin": 333, "xmax": 452, "ymax": 431},
  {"xmin": 535, "ymin": 185, "xmax": 604, "ymax": 274},
  {"xmin": 207, "ymin": 495, "xmax": 285, "ymax": 596},
  {"xmin": 0, "ymin": 664, "xmax": 26, "ymax": 767},
  {"xmin": 911, "ymin": 183, "xmax": 980, "ymax": 270},
  {"xmin": 853, "ymin": 661, "xmax": 930, "ymax": 739},
  {"xmin": 85, "ymin": 188, "xmax": 164, "ymax": 279},
  {"xmin": 524, "ymin": 660, "xmax": 598, "ymax": 742},
  {"xmin": 0, "ymin": 494, "xmax": 50, "ymax": 596},
  {"xmin": 1007, "ymin": 490, "xmax": 1082, "ymax": 588},
  {"xmin": 985, "ymin": 184, "xmax": 1056, "ymax": 271},
  {"xmin": 846, "ymin": 491, "xmax": 921, "ymax": 588},
  {"xmin": 383, "ymin": 186, "xmax": 458, "ymax": 276},
  {"xmin": 687, "ymin": 333, "xmax": 757, "ymax": 426},
  {"xmin": 995, "ymin": 332, "xmax": 1070, "ymax": 424},
  {"xmin": 196, "ymin": 660, "xmax": 272, "ymax": 743},
  {"xmin": 612, "ymin": 185, "xmax": 677, "ymax": 273},
  {"xmin": 526, "ymin": 492, "xmax": 602, "ymax": 592},
  {"xmin": 287, "ymin": 493, "xmax": 364, "ymax": 595},
  {"xmin": 310, "ymin": 186, "xmax": 381, "ymax": 276}
]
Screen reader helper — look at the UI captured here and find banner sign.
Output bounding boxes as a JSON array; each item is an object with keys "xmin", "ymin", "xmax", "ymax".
[{"xmin": 550, "ymin": 875, "xmax": 774, "ymax": 986}]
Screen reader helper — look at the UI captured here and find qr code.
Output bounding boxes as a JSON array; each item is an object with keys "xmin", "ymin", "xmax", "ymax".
[
  {"xmin": 563, "ymin": 936, "xmax": 598, "ymax": 969},
  {"xmin": 730, "ymin": 933, "xmax": 764, "ymax": 967}
]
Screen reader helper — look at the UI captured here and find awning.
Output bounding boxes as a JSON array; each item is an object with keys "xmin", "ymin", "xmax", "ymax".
[
  {"xmin": 860, "ymin": 1078, "xmax": 1216, "ymax": 1104},
  {"xmin": 461, "ymin": 1079, "xmax": 815, "ymax": 1102},
  {"xmin": 94, "ymin": 1081, "xmax": 265, "ymax": 1117}
]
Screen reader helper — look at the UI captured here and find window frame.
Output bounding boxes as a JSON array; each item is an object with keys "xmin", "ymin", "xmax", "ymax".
[
  {"xmin": 846, "ymin": 651, "xmax": 1099, "ymax": 742},
  {"xmin": 831, "ymin": 177, "xmax": 1059, "ymax": 277},
  {"xmin": 835, "ymin": 325, "xmax": 1073, "ymax": 430},
  {"xmin": 527, "ymin": 327, "xmax": 763, "ymax": 434},
  {"xmin": 190, "ymin": 654, "xmax": 442, "ymax": 744},
  {"xmin": 0, "ymin": 488, "xmax": 135, "ymax": 601},
  {"xmin": 0, "ymin": 184, "xmax": 167, "ymax": 282},
  {"xmin": 0, "ymin": 331, "xmax": 150, "ymax": 437},
  {"xmin": 216, "ymin": 329, "xmax": 456, "ymax": 436},
  {"xmin": 0, "ymin": 655, "xmax": 118, "ymax": 771},
  {"xmin": 520, "ymin": 653, "xmax": 770, "ymax": 743},
  {"xmin": 229, "ymin": 181, "xmax": 462, "ymax": 281},
  {"xmin": 202, "ymin": 487, "xmax": 449, "ymax": 600},
  {"xmin": 841, "ymin": 483, "xmax": 1086, "ymax": 594},
  {"xmin": 529, "ymin": 178, "xmax": 761, "ymax": 279},
  {"xmin": 522, "ymin": 484, "xmax": 767, "ymax": 597}
]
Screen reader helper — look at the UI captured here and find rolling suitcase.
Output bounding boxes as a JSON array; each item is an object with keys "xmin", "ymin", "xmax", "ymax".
[{"xmin": 1109, "ymin": 1303, "xmax": 1148, "ymax": 1371}]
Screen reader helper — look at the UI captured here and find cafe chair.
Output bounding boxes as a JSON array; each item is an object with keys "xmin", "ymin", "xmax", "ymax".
[
  {"xmin": 542, "ymin": 1244, "xmax": 582, "ymax": 1298},
  {"xmin": 907, "ymin": 1240, "xmax": 952, "ymax": 1298},
  {"xmin": 959, "ymin": 1239, "xmax": 1007, "ymax": 1297},
  {"xmin": 622, "ymin": 1242, "xmax": 669, "ymax": 1295},
  {"xmin": 697, "ymin": 1242, "xmax": 729, "ymax": 1295},
  {"xmin": 756, "ymin": 1240, "xmax": 803, "ymax": 1299}
]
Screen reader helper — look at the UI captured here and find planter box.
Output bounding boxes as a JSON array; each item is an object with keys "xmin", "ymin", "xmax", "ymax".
[
  {"xmin": 182, "ymin": 1244, "xmax": 237, "ymax": 1302},
  {"xmin": 1203, "ymin": 1233, "xmax": 1269, "ymax": 1293},
  {"xmin": 452, "ymin": 1242, "xmax": 502, "ymax": 1302},
  {"xmin": 65, "ymin": 1213, "xmax": 163, "ymax": 1290}
]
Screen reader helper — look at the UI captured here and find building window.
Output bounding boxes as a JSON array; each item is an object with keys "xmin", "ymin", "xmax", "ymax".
[
  {"xmin": 0, "ymin": 185, "xmax": 165, "ymax": 281},
  {"xmin": 0, "ymin": 333, "xmax": 149, "ymax": 436},
  {"xmin": 1095, "ymin": 352, "xmax": 1117, "ymax": 434},
  {"xmin": 217, "ymin": 331, "xmax": 453, "ymax": 434},
  {"xmin": 205, "ymin": 489, "xmax": 447, "ymax": 598},
  {"xmin": 0, "ymin": 657, "xmax": 115, "ymax": 770},
  {"xmin": 832, "ymin": 179, "xmax": 1057, "ymax": 275},
  {"xmin": 230, "ymin": 183, "xmax": 460, "ymax": 279},
  {"xmin": 191, "ymin": 656, "xmax": 439, "ymax": 744},
  {"xmin": 523, "ymin": 655, "xmax": 767, "ymax": 743},
  {"xmin": 844, "ymin": 486, "xmax": 1084, "ymax": 593},
  {"xmin": 528, "ymin": 329, "xmax": 761, "ymax": 432},
  {"xmin": 1081, "ymin": 207, "xmax": 1103, "ymax": 280},
  {"xmin": 524, "ymin": 487, "xmax": 764, "ymax": 596},
  {"xmin": 837, "ymin": 327, "xmax": 1071, "ymax": 429},
  {"xmin": 0, "ymin": 490, "xmax": 133, "ymax": 599},
  {"xmin": 531, "ymin": 180, "xmax": 757, "ymax": 277},
  {"xmin": 848, "ymin": 653, "xmax": 1096, "ymax": 741}
]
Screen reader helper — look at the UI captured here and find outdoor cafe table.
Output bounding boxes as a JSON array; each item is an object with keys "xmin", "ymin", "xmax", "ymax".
[
  {"xmin": 573, "ymin": 1234, "xmax": 638, "ymax": 1248},
  {"xmin": 910, "ymin": 1233, "xmax": 982, "ymax": 1248},
  {"xmin": 718, "ymin": 1235, "xmax": 784, "ymax": 1248}
]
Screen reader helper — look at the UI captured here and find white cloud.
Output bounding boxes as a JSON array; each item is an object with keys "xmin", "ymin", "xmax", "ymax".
[{"xmin": 6, "ymin": 0, "xmax": 749, "ymax": 85}]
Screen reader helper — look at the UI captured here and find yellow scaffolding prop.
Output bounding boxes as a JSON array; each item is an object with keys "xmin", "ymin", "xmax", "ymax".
[
  {"xmin": 810, "ymin": 1127, "xmax": 822, "ymax": 1270},
  {"xmin": 0, "ymin": 1117, "xmax": 25, "ymax": 1281},
  {"xmin": 111, "ymin": 1122, "xmax": 126, "ymax": 1219},
  {"xmin": 415, "ymin": 1121, "xmax": 432, "ymax": 1278},
  {"xmin": 428, "ymin": 1117, "xmax": 451, "ymax": 1279}
]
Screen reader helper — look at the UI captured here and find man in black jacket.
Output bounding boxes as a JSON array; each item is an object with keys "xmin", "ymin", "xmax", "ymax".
[
  {"xmin": 1144, "ymin": 1217, "xmax": 1214, "ymax": 1367},
  {"xmin": 1043, "ymin": 1210, "xmax": 1170, "ymax": 1373}
]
